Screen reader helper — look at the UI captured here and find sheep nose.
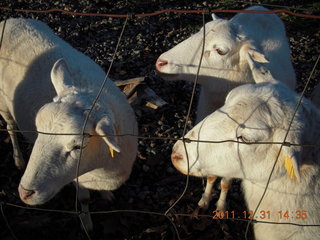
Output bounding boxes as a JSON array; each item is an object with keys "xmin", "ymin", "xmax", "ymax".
[
  {"xmin": 18, "ymin": 184, "xmax": 35, "ymax": 201},
  {"xmin": 171, "ymin": 152, "xmax": 184, "ymax": 163},
  {"xmin": 155, "ymin": 58, "xmax": 168, "ymax": 71}
]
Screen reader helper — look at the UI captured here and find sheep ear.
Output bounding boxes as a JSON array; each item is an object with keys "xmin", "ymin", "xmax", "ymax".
[
  {"xmin": 239, "ymin": 44, "xmax": 276, "ymax": 84},
  {"xmin": 95, "ymin": 116, "xmax": 121, "ymax": 156},
  {"xmin": 239, "ymin": 42, "xmax": 269, "ymax": 63},
  {"xmin": 211, "ymin": 13, "xmax": 220, "ymax": 20},
  {"xmin": 240, "ymin": 43, "xmax": 269, "ymax": 64},
  {"xmin": 51, "ymin": 58, "xmax": 73, "ymax": 95},
  {"xmin": 248, "ymin": 49, "xmax": 269, "ymax": 63},
  {"xmin": 281, "ymin": 147, "xmax": 301, "ymax": 182},
  {"xmin": 245, "ymin": 52, "xmax": 277, "ymax": 84},
  {"xmin": 236, "ymin": 34, "xmax": 246, "ymax": 42}
]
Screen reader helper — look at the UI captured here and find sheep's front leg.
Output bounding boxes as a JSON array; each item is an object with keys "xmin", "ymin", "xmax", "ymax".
[
  {"xmin": 215, "ymin": 177, "xmax": 232, "ymax": 212},
  {"xmin": 198, "ymin": 177, "xmax": 232, "ymax": 212},
  {"xmin": 75, "ymin": 183, "xmax": 93, "ymax": 232},
  {"xmin": 2, "ymin": 115, "xmax": 25, "ymax": 170},
  {"xmin": 198, "ymin": 176, "xmax": 217, "ymax": 210}
]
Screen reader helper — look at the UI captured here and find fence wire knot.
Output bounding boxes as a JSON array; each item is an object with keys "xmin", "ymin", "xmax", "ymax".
[
  {"xmin": 182, "ymin": 137, "xmax": 191, "ymax": 143},
  {"xmin": 283, "ymin": 141, "xmax": 292, "ymax": 147},
  {"xmin": 203, "ymin": 8, "xmax": 211, "ymax": 15},
  {"xmin": 126, "ymin": 12, "xmax": 135, "ymax": 19}
]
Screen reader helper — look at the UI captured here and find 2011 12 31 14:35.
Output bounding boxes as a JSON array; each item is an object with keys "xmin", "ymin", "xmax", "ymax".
[{"xmin": 212, "ymin": 210, "xmax": 309, "ymax": 220}]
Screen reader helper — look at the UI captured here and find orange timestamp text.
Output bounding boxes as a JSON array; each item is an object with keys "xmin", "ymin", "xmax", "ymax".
[{"xmin": 212, "ymin": 210, "xmax": 308, "ymax": 220}]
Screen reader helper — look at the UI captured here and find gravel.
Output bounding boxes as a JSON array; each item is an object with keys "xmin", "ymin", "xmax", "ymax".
[{"xmin": 0, "ymin": 1, "xmax": 319, "ymax": 240}]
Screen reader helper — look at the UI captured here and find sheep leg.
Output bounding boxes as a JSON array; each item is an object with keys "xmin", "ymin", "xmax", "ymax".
[
  {"xmin": 76, "ymin": 183, "xmax": 93, "ymax": 232},
  {"xmin": 198, "ymin": 176, "xmax": 217, "ymax": 210},
  {"xmin": 215, "ymin": 177, "xmax": 232, "ymax": 212},
  {"xmin": 2, "ymin": 114, "xmax": 25, "ymax": 170}
]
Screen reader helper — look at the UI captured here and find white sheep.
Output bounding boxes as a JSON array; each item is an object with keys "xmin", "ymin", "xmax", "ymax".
[
  {"xmin": 171, "ymin": 78, "xmax": 320, "ymax": 239},
  {"xmin": 156, "ymin": 5, "xmax": 296, "ymax": 212},
  {"xmin": 0, "ymin": 18, "xmax": 138, "ymax": 230}
]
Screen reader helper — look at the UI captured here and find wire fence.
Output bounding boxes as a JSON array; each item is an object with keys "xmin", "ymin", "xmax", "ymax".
[
  {"xmin": 0, "ymin": 2, "xmax": 320, "ymax": 240},
  {"xmin": 0, "ymin": 5, "xmax": 320, "ymax": 18}
]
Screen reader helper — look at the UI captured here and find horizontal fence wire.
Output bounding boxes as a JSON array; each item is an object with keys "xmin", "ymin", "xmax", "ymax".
[
  {"xmin": 2, "ymin": 201, "xmax": 320, "ymax": 227},
  {"xmin": 236, "ymin": 0, "xmax": 319, "ymax": 11},
  {"xmin": 1, "ymin": 128, "xmax": 320, "ymax": 148},
  {"xmin": 0, "ymin": 4, "xmax": 320, "ymax": 240},
  {"xmin": 0, "ymin": 6, "xmax": 319, "ymax": 19}
]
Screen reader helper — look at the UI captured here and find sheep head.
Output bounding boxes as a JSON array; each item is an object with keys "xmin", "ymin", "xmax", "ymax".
[
  {"xmin": 155, "ymin": 14, "xmax": 268, "ymax": 89},
  {"xmin": 171, "ymin": 82, "xmax": 307, "ymax": 183},
  {"xmin": 18, "ymin": 59, "xmax": 120, "ymax": 205}
]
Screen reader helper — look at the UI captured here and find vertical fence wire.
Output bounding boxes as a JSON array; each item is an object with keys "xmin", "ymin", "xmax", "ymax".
[
  {"xmin": 0, "ymin": 18, "xmax": 7, "ymax": 51},
  {"xmin": 0, "ymin": 202, "xmax": 18, "ymax": 240},
  {"xmin": 74, "ymin": 15, "xmax": 129, "ymax": 239},
  {"xmin": 163, "ymin": 10, "xmax": 208, "ymax": 239},
  {"xmin": 164, "ymin": 9, "xmax": 207, "ymax": 218},
  {"xmin": 0, "ymin": 17, "xmax": 18, "ymax": 240},
  {"xmin": 244, "ymin": 53, "xmax": 320, "ymax": 240}
]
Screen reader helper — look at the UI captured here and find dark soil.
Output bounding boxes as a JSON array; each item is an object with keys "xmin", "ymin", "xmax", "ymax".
[{"xmin": 0, "ymin": 1, "xmax": 319, "ymax": 240}]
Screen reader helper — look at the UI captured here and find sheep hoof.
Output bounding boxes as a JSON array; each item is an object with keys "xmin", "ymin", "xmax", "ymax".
[
  {"xmin": 198, "ymin": 195, "xmax": 211, "ymax": 210},
  {"xmin": 215, "ymin": 200, "xmax": 226, "ymax": 212}
]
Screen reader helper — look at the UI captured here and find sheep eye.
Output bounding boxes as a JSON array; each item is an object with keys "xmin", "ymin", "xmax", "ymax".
[
  {"xmin": 65, "ymin": 144, "xmax": 86, "ymax": 158},
  {"xmin": 216, "ymin": 48, "xmax": 228, "ymax": 56},
  {"xmin": 73, "ymin": 145, "xmax": 82, "ymax": 151}
]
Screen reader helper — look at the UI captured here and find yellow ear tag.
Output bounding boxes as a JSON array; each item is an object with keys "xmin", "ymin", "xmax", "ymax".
[
  {"xmin": 109, "ymin": 147, "xmax": 114, "ymax": 158},
  {"xmin": 284, "ymin": 156, "xmax": 295, "ymax": 180}
]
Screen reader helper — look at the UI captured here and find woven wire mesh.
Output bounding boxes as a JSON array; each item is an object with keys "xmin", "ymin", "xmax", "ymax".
[{"xmin": 0, "ymin": 1, "xmax": 319, "ymax": 239}]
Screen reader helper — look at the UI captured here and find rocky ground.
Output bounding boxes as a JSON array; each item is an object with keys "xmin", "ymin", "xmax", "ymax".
[{"xmin": 0, "ymin": 1, "xmax": 319, "ymax": 240}]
